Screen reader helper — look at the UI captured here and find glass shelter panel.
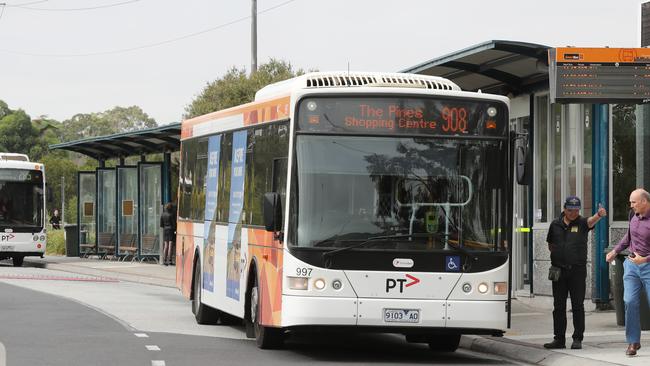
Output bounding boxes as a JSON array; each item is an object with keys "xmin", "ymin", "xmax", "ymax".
[
  {"xmin": 78, "ymin": 172, "xmax": 96, "ymax": 256},
  {"xmin": 118, "ymin": 167, "xmax": 138, "ymax": 257},
  {"xmin": 97, "ymin": 169, "xmax": 116, "ymax": 256},
  {"xmin": 139, "ymin": 163, "xmax": 162, "ymax": 258},
  {"xmin": 612, "ymin": 104, "xmax": 638, "ymax": 221}
]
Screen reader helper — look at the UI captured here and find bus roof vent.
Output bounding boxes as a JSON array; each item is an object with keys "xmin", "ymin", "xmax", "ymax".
[
  {"xmin": 254, "ymin": 72, "xmax": 461, "ymax": 101},
  {"xmin": 303, "ymin": 72, "xmax": 461, "ymax": 91},
  {"xmin": 0, "ymin": 153, "xmax": 29, "ymax": 162}
]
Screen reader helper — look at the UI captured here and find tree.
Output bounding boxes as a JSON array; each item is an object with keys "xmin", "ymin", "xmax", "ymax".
[
  {"xmin": 60, "ymin": 113, "xmax": 111, "ymax": 142},
  {"xmin": 0, "ymin": 100, "xmax": 11, "ymax": 120},
  {"xmin": 0, "ymin": 109, "xmax": 48, "ymax": 161},
  {"xmin": 102, "ymin": 106, "xmax": 157, "ymax": 132},
  {"xmin": 184, "ymin": 59, "xmax": 309, "ymax": 118},
  {"xmin": 61, "ymin": 105, "xmax": 157, "ymax": 142},
  {"xmin": 40, "ymin": 153, "xmax": 79, "ymax": 217}
]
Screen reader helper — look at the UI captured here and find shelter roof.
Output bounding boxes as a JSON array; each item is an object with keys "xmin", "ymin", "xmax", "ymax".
[
  {"xmin": 49, "ymin": 122, "xmax": 181, "ymax": 160},
  {"xmin": 401, "ymin": 40, "xmax": 551, "ymax": 96}
]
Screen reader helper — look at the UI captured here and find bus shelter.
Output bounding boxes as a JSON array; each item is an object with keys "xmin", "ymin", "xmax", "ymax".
[{"xmin": 50, "ymin": 123, "xmax": 180, "ymax": 261}]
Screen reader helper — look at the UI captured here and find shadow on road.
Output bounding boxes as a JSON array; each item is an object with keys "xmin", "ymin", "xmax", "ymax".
[
  {"xmin": 282, "ymin": 332, "xmax": 503, "ymax": 364},
  {"xmin": 0, "ymin": 259, "xmax": 46, "ymax": 269}
]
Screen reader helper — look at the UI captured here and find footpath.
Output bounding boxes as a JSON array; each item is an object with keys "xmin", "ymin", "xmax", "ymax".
[{"xmin": 19, "ymin": 256, "xmax": 650, "ymax": 365}]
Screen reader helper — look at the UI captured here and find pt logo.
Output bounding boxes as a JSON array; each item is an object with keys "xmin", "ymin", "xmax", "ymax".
[
  {"xmin": 0, "ymin": 234, "xmax": 14, "ymax": 241},
  {"xmin": 386, "ymin": 274, "xmax": 420, "ymax": 293}
]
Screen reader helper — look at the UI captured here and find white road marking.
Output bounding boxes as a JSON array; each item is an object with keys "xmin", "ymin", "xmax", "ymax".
[
  {"xmin": 151, "ymin": 361, "xmax": 166, "ymax": 366},
  {"xmin": 134, "ymin": 333, "xmax": 149, "ymax": 338},
  {"xmin": 146, "ymin": 345, "xmax": 161, "ymax": 351}
]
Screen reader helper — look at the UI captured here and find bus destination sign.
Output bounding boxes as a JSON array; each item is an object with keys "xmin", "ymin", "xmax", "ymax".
[
  {"xmin": 549, "ymin": 47, "xmax": 650, "ymax": 103},
  {"xmin": 297, "ymin": 97, "xmax": 506, "ymax": 136}
]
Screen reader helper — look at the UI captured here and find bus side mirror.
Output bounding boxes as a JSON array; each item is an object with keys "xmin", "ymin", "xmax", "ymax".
[
  {"xmin": 516, "ymin": 145, "xmax": 530, "ymax": 185},
  {"xmin": 263, "ymin": 192, "xmax": 282, "ymax": 232}
]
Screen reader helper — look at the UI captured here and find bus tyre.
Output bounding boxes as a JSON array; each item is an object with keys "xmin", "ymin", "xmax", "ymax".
[
  {"xmin": 428, "ymin": 334, "xmax": 460, "ymax": 352},
  {"xmin": 12, "ymin": 256, "xmax": 24, "ymax": 267},
  {"xmin": 250, "ymin": 280, "xmax": 284, "ymax": 349},
  {"xmin": 219, "ymin": 312, "xmax": 241, "ymax": 325},
  {"xmin": 192, "ymin": 262, "xmax": 218, "ymax": 325}
]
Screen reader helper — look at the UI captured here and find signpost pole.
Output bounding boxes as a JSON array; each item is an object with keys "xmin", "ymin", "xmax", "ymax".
[{"xmin": 593, "ymin": 104, "xmax": 611, "ymax": 309}]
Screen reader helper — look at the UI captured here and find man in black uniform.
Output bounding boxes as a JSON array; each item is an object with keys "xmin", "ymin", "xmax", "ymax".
[{"xmin": 543, "ymin": 196, "xmax": 607, "ymax": 350}]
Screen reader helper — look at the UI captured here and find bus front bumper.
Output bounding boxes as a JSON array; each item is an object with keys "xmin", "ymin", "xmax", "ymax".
[
  {"xmin": 281, "ymin": 294, "xmax": 508, "ymax": 332},
  {"xmin": 0, "ymin": 242, "xmax": 45, "ymax": 259}
]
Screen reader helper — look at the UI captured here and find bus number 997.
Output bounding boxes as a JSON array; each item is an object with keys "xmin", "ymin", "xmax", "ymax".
[{"xmin": 296, "ymin": 267, "xmax": 313, "ymax": 277}]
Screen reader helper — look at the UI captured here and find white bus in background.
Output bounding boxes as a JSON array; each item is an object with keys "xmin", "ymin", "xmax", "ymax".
[
  {"xmin": 177, "ymin": 72, "xmax": 519, "ymax": 351},
  {"xmin": 0, "ymin": 153, "xmax": 47, "ymax": 267}
]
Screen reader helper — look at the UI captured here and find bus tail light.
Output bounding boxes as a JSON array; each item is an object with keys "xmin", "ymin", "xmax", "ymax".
[
  {"xmin": 288, "ymin": 277, "xmax": 308, "ymax": 290},
  {"xmin": 494, "ymin": 282, "xmax": 508, "ymax": 295}
]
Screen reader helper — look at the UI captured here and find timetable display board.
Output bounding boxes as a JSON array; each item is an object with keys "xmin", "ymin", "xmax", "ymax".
[{"xmin": 549, "ymin": 47, "xmax": 650, "ymax": 103}]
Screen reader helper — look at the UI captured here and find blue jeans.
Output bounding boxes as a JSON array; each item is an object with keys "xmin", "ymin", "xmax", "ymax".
[{"xmin": 623, "ymin": 258, "xmax": 650, "ymax": 344}]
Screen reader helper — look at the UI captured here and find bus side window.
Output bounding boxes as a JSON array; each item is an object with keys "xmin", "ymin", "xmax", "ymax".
[{"xmin": 272, "ymin": 157, "xmax": 288, "ymax": 211}]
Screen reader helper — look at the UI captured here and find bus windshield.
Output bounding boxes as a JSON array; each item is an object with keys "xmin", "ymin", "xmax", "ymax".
[
  {"xmin": 0, "ymin": 169, "xmax": 44, "ymax": 231},
  {"xmin": 292, "ymin": 135, "xmax": 507, "ymax": 252}
]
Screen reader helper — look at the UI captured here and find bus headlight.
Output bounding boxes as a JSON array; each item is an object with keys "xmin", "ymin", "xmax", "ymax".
[
  {"xmin": 288, "ymin": 277, "xmax": 308, "ymax": 290},
  {"xmin": 40, "ymin": 235, "xmax": 46, "ymax": 241},
  {"xmin": 477, "ymin": 282, "xmax": 489, "ymax": 294},
  {"xmin": 494, "ymin": 282, "xmax": 508, "ymax": 295},
  {"xmin": 33, "ymin": 235, "xmax": 39, "ymax": 241},
  {"xmin": 313, "ymin": 278, "xmax": 326, "ymax": 290}
]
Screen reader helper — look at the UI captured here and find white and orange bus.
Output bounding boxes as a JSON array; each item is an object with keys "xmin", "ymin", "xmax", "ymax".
[
  {"xmin": 0, "ymin": 153, "xmax": 47, "ymax": 267},
  {"xmin": 176, "ymin": 72, "xmax": 516, "ymax": 350}
]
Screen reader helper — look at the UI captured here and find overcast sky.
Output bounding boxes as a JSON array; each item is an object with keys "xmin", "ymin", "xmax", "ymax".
[{"xmin": 0, "ymin": 0, "xmax": 644, "ymax": 124}]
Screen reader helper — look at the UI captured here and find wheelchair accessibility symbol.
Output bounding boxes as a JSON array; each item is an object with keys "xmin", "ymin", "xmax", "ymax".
[{"xmin": 446, "ymin": 256, "xmax": 460, "ymax": 272}]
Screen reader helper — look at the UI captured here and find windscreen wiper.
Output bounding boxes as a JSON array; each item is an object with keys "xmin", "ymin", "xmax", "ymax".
[
  {"xmin": 322, "ymin": 233, "xmax": 440, "ymax": 268},
  {"xmin": 321, "ymin": 233, "xmax": 478, "ymax": 269}
]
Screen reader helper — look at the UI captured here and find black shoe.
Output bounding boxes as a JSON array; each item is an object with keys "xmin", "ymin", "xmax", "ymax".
[
  {"xmin": 571, "ymin": 340, "xmax": 582, "ymax": 349},
  {"xmin": 543, "ymin": 339, "xmax": 566, "ymax": 349},
  {"xmin": 164, "ymin": 262, "xmax": 169, "ymax": 266}
]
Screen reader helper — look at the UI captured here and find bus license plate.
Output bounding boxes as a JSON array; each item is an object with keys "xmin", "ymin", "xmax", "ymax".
[
  {"xmin": 383, "ymin": 308, "xmax": 420, "ymax": 323},
  {"xmin": 0, "ymin": 245, "xmax": 14, "ymax": 251}
]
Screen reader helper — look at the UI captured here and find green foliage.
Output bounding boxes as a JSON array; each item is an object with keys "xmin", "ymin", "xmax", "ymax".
[
  {"xmin": 0, "ymin": 108, "xmax": 49, "ymax": 161},
  {"xmin": 41, "ymin": 153, "xmax": 78, "ymax": 215},
  {"xmin": 61, "ymin": 105, "xmax": 157, "ymax": 142},
  {"xmin": 184, "ymin": 59, "xmax": 308, "ymax": 118},
  {"xmin": 46, "ymin": 228, "xmax": 65, "ymax": 256},
  {"xmin": 66, "ymin": 196, "xmax": 77, "ymax": 227},
  {"xmin": 0, "ymin": 100, "xmax": 11, "ymax": 120}
]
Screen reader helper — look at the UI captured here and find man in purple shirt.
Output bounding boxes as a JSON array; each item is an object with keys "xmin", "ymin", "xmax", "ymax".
[{"xmin": 606, "ymin": 188, "xmax": 650, "ymax": 356}]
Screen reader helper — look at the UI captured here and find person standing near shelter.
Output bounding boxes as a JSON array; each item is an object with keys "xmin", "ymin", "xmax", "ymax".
[
  {"xmin": 544, "ymin": 196, "xmax": 607, "ymax": 350},
  {"xmin": 49, "ymin": 209, "xmax": 61, "ymax": 230},
  {"xmin": 160, "ymin": 202, "xmax": 177, "ymax": 266},
  {"xmin": 605, "ymin": 188, "xmax": 650, "ymax": 356}
]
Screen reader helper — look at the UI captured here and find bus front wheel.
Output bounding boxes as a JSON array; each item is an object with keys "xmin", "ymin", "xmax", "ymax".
[
  {"xmin": 12, "ymin": 256, "xmax": 24, "ymax": 267},
  {"xmin": 192, "ymin": 262, "xmax": 218, "ymax": 325},
  {"xmin": 249, "ymin": 279, "xmax": 284, "ymax": 349}
]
